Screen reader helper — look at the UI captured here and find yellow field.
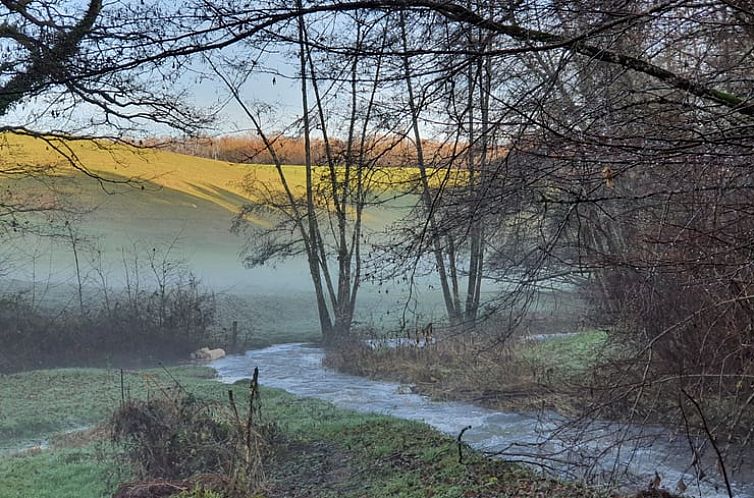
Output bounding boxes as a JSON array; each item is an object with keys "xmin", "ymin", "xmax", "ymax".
[{"xmin": 0, "ymin": 133, "xmax": 462, "ymax": 214}]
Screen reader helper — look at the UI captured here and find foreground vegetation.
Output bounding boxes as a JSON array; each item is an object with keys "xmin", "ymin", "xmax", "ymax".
[
  {"xmin": 0, "ymin": 269, "xmax": 222, "ymax": 373},
  {"xmin": 4, "ymin": 2, "xmax": 754, "ymax": 493},
  {"xmin": 0, "ymin": 365, "xmax": 605, "ymax": 498}
]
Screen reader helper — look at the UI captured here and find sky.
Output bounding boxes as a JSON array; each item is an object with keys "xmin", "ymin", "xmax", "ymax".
[
  {"xmin": 4, "ymin": 33, "xmax": 303, "ymax": 138},
  {"xmin": 185, "ymin": 52, "xmax": 304, "ymax": 136}
]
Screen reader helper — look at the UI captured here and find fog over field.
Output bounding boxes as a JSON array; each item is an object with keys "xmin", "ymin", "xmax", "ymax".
[{"xmin": 0, "ymin": 173, "xmax": 504, "ymax": 354}]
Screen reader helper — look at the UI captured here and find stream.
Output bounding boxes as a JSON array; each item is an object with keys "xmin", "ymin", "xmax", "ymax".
[{"xmin": 211, "ymin": 343, "xmax": 754, "ymax": 498}]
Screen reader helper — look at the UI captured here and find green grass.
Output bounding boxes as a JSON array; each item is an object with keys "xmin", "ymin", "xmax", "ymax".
[
  {"xmin": 523, "ymin": 329, "xmax": 610, "ymax": 374},
  {"xmin": 0, "ymin": 366, "xmax": 601, "ymax": 498},
  {"xmin": 260, "ymin": 394, "xmax": 599, "ymax": 498},
  {"xmin": 0, "ymin": 446, "xmax": 116, "ymax": 498},
  {"xmin": 0, "ymin": 366, "xmax": 216, "ymax": 447}
]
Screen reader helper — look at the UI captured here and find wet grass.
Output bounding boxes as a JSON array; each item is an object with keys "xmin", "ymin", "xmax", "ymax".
[
  {"xmin": 0, "ymin": 366, "xmax": 216, "ymax": 449},
  {"xmin": 325, "ymin": 329, "xmax": 613, "ymax": 414},
  {"xmin": 268, "ymin": 414, "xmax": 602, "ymax": 498},
  {"xmin": 0, "ymin": 366, "xmax": 604, "ymax": 498},
  {"xmin": 522, "ymin": 329, "xmax": 610, "ymax": 374},
  {"xmin": 0, "ymin": 446, "xmax": 117, "ymax": 498}
]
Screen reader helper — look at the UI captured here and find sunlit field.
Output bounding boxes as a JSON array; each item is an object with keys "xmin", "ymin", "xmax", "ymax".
[{"xmin": 0, "ymin": 132, "xmax": 463, "ymax": 216}]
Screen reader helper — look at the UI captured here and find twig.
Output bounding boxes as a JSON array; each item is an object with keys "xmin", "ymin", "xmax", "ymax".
[
  {"xmin": 120, "ymin": 368, "xmax": 125, "ymax": 406},
  {"xmin": 457, "ymin": 425, "xmax": 472, "ymax": 464},
  {"xmin": 681, "ymin": 389, "xmax": 733, "ymax": 498},
  {"xmin": 228, "ymin": 389, "xmax": 243, "ymax": 432},
  {"xmin": 158, "ymin": 361, "xmax": 189, "ymax": 396},
  {"xmin": 246, "ymin": 367, "xmax": 259, "ymax": 455}
]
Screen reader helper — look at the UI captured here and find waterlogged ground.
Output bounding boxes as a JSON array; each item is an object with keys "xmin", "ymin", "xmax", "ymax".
[{"xmin": 212, "ymin": 343, "xmax": 754, "ymax": 498}]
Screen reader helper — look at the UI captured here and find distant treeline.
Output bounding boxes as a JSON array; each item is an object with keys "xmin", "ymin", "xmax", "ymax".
[{"xmin": 144, "ymin": 133, "xmax": 505, "ymax": 167}]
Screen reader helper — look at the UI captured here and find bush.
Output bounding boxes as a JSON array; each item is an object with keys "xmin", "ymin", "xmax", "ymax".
[
  {"xmin": 0, "ymin": 276, "xmax": 220, "ymax": 373},
  {"xmin": 110, "ymin": 376, "xmax": 273, "ymax": 497},
  {"xmin": 111, "ymin": 396, "xmax": 234, "ymax": 480}
]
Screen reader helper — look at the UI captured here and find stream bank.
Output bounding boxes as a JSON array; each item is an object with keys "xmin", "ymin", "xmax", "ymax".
[
  {"xmin": 0, "ymin": 363, "xmax": 601, "ymax": 498},
  {"xmin": 212, "ymin": 343, "xmax": 754, "ymax": 498}
]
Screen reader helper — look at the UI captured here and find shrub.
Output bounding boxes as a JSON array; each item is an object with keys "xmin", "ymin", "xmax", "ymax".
[
  {"xmin": 0, "ymin": 276, "xmax": 220, "ymax": 373},
  {"xmin": 110, "ymin": 374, "xmax": 273, "ymax": 497},
  {"xmin": 111, "ymin": 396, "xmax": 234, "ymax": 480}
]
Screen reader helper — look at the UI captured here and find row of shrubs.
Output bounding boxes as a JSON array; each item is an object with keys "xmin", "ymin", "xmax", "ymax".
[{"xmin": 0, "ymin": 276, "xmax": 222, "ymax": 373}]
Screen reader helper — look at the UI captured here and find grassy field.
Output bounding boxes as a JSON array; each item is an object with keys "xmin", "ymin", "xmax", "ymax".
[
  {"xmin": 0, "ymin": 132, "xmax": 459, "ymax": 216},
  {"xmin": 0, "ymin": 366, "xmax": 217, "ymax": 448},
  {"xmin": 2, "ymin": 446, "xmax": 115, "ymax": 498},
  {"xmin": 522, "ymin": 329, "xmax": 610, "ymax": 375},
  {"xmin": 0, "ymin": 366, "xmax": 602, "ymax": 498},
  {"xmin": 0, "ymin": 131, "xmax": 437, "ymax": 296}
]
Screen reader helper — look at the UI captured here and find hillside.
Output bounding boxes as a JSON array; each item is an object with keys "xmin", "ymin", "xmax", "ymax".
[
  {"xmin": 0, "ymin": 132, "xmax": 449, "ymax": 217},
  {"xmin": 1, "ymin": 132, "xmax": 311, "ymax": 214},
  {"xmin": 0, "ymin": 133, "xmax": 443, "ymax": 311}
]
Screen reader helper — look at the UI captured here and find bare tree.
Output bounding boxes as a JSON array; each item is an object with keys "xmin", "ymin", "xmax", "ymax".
[
  {"xmin": 212, "ymin": 11, "xmax": 394, "ymax": 342},
  {"xmin": 203, "ymin": 0, "xmax": 754, "ymax": 484},
  {"xmin": 1, "ymin": 0, "xmax": 213, "ymax": 133},
  {"xmin": 0, "ymin": 0, "xmax": 220, "ymax": 244}
]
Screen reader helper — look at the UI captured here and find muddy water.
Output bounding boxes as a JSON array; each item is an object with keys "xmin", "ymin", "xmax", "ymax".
[{"xmin": 211, "ymin": 343, "xmax": 754, "ymax": 498}]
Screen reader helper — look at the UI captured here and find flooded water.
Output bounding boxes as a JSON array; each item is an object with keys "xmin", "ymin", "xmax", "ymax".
[
  {"xmin": 212, "ymin": 343, "xmax": 754, "ymax": 498},
  {"xmin": 0, "ymin": 425, "xmax": 91, "ymax": 458}
]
